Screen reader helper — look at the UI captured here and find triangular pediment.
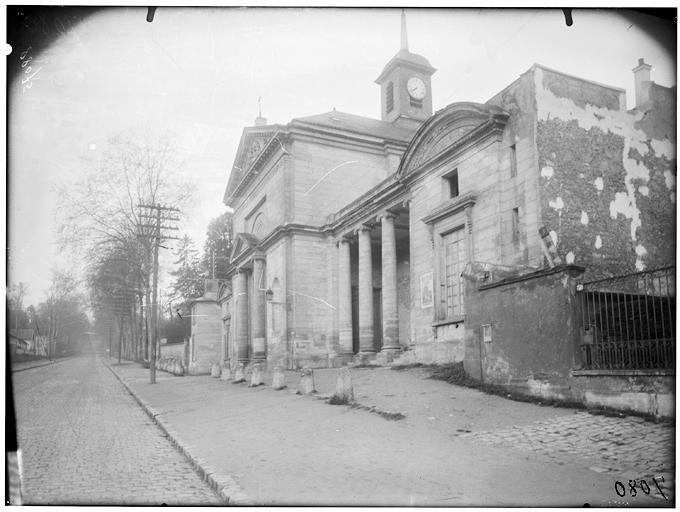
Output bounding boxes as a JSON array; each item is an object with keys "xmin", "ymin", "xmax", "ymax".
[
  {"xmin": 224, "ymin": 125, "xmax": 280, "ymax": 205},
  {"xmin": 229, "ymin": 232, "xmax": 262, "ymax": 263}
]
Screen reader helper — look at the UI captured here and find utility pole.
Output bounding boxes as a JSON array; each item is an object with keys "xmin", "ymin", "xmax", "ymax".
[{"xmin": 138, "ymin": 203, "xmax": 180, "ymax": 384}]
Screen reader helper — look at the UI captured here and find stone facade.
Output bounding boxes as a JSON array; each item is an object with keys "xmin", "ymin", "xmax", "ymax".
[
  {"xmin": 188, "ymin": 284, "xmax": 222, "ymax": 375},
  {"xmin": 216, "ymin": 21, "xmax": 674, "ymax": 414}
]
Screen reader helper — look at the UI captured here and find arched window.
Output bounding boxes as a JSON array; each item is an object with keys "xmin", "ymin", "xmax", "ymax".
[{"xmin": 251, "ymin": 212, "xmax": 265, "ymax": 237}]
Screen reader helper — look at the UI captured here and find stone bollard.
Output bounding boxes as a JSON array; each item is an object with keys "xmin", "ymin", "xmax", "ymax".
[
  {"xmin": 333, "ymin": 368, "xmax": 354, "ymax": 403},
  {"xmin": 250, "ymin": 363, "xmax": 264, "ymax": 387},
  {"xmin": 220, "ymin": 365, "xmax": 232, "ymax": 381},
  {"xmin": 211, "ymin": 363, "xmax": 221, "ymax": 378},
  {"xmin": 298, "ymin": 367, "xmax": 316, "ymax": 395},
  {"xmin": 232, "ymin": 364, "xmax": 246, "ymax": 383},
  {"xmin": 272, "ymin": 366, "xmax": 286, "ymax": 390}
]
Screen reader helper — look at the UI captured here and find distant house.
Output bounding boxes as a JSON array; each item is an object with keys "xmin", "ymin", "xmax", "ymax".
[
  {"xmin": 8, "ymin": 329, "xmax": 47, "ymax": 357},
  {"xmin": 8, "ymin": 331, "xmax": 30, "ymax": 354}
]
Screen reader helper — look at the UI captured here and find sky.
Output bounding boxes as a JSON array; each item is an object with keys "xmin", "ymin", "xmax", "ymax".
[{"xmin": 6, "ymin": 6, "xmax": 676, "ymax": 306}]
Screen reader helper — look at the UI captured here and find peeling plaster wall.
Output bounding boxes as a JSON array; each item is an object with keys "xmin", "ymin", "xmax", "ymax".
[{"xmin": 534, "ymin": 66, "xmax": 676, "ymax": 277}]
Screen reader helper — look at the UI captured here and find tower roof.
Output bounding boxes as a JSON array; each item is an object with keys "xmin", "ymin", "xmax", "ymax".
[{"xmin": 375, "ymin": 11, "xmax": 436, "ymax": 84}]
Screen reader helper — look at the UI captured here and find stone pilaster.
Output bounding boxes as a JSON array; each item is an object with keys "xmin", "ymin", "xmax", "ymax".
[
  {"xmin": 233, "ymin": 269, "xmax": 250, "ymax": 363},
  {"xmin": 357, "ymin": 226, "xmax": 375, "ymax": 353},
  {"xmin": 380, "ymin": 213, "xmax": 400, "ymax": 353},
  {"xmin": 337, "ymin": 238, "xmax": 353, "ymax": 357},
  {"xmin": 251, "ymin": 257, "xmax": 267, "ymax": 361}
]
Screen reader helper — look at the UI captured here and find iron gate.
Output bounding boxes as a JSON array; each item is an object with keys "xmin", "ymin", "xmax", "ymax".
[{"xmin": 577, "ymin": 266, "xmax": 675, "ymax": 370}]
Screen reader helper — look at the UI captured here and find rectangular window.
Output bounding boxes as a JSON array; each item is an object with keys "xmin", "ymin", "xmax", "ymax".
[
  {"xmin": 445, "ymin": 170, "xmax": 459, "ymax": 199},
  {"xmin": 409, "ymin": 97, "xmax": 423, "ymax": 108},
  {"xmin": 441, "ymin": 228, "xmax": 467, "ymax": 318},
  {"xmin": 512, "ymin": 207, "xmax": 520, "ymax": 244},
  {"xmin": 510, "ymin": 144, "xmax": 517, "ymax": 178},
  {"xmin": 386, "ymin": 82, "xmax": 394, "ymax": 113}
]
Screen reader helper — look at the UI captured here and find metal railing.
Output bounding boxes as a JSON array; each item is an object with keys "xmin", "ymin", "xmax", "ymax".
[{"xmin": 577, "ymin": 266, "xmax": 675, "ymax": 370}]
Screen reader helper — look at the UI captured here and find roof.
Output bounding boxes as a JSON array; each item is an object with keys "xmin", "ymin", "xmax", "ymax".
[
  {"xmin": 292, "ymin": 110, "xmax": 416, "ymax": 142},
  {"xmin": 10, "ymin": 328, "xmax": 35, "ymax": 341},
  {"xmin": 375, "ymin": 49, "xmax": 436, "ymax": 84}
]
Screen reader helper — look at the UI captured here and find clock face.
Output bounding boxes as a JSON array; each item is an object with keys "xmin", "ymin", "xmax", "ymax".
[{"xmin": 407, "ymin": 77, "xmax": 427, "ymax": 100}]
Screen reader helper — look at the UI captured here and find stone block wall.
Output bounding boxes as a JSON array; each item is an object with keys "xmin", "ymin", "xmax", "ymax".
[
  {"xmin": 487, "ymin": 69, "xmax": 543, "ymax": 267},
  {"xmin": 190, "ymin": 300, "xmax": 222, "ymax": 374},
  {"xmin": 288, "ymin": 233, "xmax": 335, "ymax": 368},
  {"xmin": 265, "ymin": 238, "xmax": 289, "ymax": 368},
  {"xmin": 291, "ymin": 139, "xmax": 392, "ymax": 226},
  {"xmin": 231, "ymin": 155, "xmax": 288, "ymax": 237}
]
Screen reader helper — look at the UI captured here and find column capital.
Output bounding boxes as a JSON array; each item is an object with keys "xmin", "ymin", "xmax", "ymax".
[
  {"xmin": 355, "ymin": 224, "xmax": 373, "ymax": 235},
  {"xmin": 336, "ymin": 234, "xmax": 353, "ymax": 246},
  {"xmin": 235, "ymin": 267, "xmax": 249, "ymax": 275},
  {"xmin": 252, "ymin": 253, "xmax": 266, "ymax": 262},
  {"xmin": 378, "ymin": 211, "xmax": 398, "ymax": 222}
]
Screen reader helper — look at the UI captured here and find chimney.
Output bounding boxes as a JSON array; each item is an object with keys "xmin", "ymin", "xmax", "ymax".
[{"xmin": 632, "ymin": 58, "xmax": 653, "ymax": 109}]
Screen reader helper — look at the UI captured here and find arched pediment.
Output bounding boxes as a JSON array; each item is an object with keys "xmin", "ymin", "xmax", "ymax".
[{"xmin": 397, "ymin": 102, "xmax": 510, "ymax": 178}]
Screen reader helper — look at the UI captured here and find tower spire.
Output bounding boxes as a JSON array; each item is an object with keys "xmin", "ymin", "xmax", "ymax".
[
  {"xmin": 254, "ymin": 96, "xmax": 267, "ymax": 126},
  {"xmin": 400, "ymin": 9, "xmax": 408, "ymax": 51}
]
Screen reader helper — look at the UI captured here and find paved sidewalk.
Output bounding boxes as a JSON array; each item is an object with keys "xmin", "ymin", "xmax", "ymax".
[{"xmin": 108, "ymin": 360, "xmax": 674, "ymax": 507}]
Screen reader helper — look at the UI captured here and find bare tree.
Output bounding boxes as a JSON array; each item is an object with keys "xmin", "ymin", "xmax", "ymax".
[{"xmin": 56, "ymin": 131, "xmax": 195, "ymax": 369}]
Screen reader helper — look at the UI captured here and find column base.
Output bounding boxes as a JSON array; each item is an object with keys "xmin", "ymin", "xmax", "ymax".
[
  {"xmin": 353, "ymin": 352, "xmax": 377, "ymax": 366},
  {"xmin": 331, "ymin": 352, "xmax": 355, "ymax": 368},
  {"xmin": 376, "ymin": 348, "xmax": 401, "ymax": 365}
]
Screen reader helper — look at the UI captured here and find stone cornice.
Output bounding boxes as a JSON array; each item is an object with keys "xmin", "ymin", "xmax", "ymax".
[
  {"xmin": 287, "ymin": 123, "xmax": 411, "ymax": 154},
  {"xmin": 422, "ymin": 193, "xmax": 477, "ymax": 225},
  {"xmin": 325, "ymin": 177, "xmax": 409, "ymax": 236},
  {"xmin": 226, "ymin": 223, "xmax": 326, "ymax": 278}
]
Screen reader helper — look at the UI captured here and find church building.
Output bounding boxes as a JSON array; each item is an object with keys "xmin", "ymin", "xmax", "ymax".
[{"xmin": 218, "ymin": 13, "xmax": 675, "ymax": 415}]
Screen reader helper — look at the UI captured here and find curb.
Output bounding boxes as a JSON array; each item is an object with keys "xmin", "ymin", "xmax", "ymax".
[
  {"xmin": 11, "ymin": 357, "xmax": 69, "ymax": 373},
  {"xmin": 103, "ymin": 359, "xmax": 250, "ymax": 505}
]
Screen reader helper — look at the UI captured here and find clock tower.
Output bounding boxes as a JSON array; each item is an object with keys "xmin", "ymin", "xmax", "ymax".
[{"xmin": 375, "ymin": 11, "xmax": 436, "ymax": 130}]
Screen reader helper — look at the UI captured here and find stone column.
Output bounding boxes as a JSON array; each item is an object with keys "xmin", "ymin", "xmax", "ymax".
[
  {"xmin": 357, "ymin": 225, "xmax": 375, "ymax": 353},
  {"xmin": 252, "ymin": 257, "xmax": 267, "ymax": 361},
  {"xmin": 380, "ymin": 213, "xmax": 400, "ymax": 352},
  {"xmin": 233, "ymin": 269, "xmax": 250, "ymax": 363},
  {"xmin": 337, "ymin": 238, "xmax": 353, "ymax": 356}
]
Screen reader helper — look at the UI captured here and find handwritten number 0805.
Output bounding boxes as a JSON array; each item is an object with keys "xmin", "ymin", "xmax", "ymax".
[{"xmin": 615, "ymin": 477, "xmax": 667, "ymax": 500}]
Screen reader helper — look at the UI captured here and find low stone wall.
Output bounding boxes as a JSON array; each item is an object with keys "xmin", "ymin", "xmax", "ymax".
[{"xmin": 463, "ymin": 264, "xmax": 675, "ymax": 417}]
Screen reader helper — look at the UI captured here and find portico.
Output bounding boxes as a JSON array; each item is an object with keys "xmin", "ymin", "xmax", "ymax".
[{"xmin": 333, "ymin": 199, "xmax": 411, "ymax": 363}]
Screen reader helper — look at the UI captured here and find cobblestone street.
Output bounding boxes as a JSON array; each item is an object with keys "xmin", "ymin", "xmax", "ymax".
[
  {"xmin": 11, "ymin": 356, "xmax": 221, "ymax": 505},
  {"xmin": 461, "ymin": 412, "xmax": 674, "ymax": 502}
]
